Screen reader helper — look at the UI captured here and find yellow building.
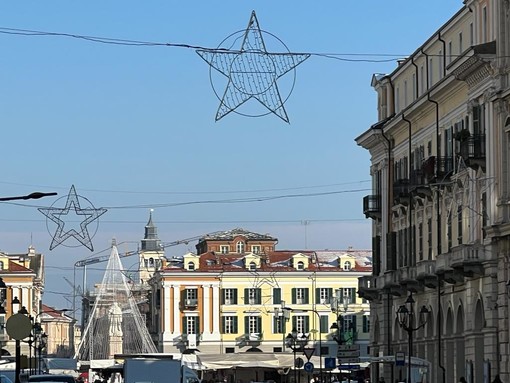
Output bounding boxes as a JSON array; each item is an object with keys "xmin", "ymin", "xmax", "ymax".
[{"xmin": 149, "ymin": 229, "xmax": 372, "ymax": 362}]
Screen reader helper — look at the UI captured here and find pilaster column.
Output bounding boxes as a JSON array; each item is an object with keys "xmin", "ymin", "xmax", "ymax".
[
  {"xmin": 212, "ymin": 284, "xmax": 220, "ymax": 334},
  {"xmin": 172, "ymin": 285, "xmax": 180, "ymax": 335}
]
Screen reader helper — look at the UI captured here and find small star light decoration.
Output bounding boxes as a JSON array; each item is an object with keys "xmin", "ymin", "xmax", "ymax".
[
  {"xmin": 38, "ymin": 185, "xmax": 107, "ymax": 251},
  {"xmin": 196, "ymin": 11, "xmax": 310, "ymax": 123}
]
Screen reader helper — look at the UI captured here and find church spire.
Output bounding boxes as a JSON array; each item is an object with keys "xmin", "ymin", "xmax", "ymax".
[{"xmin": 141, "ymin": 209, "xmax": 161, "ymax": 251}]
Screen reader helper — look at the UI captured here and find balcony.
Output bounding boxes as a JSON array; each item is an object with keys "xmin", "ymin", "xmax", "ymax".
[
  {"xmin": 393, "ymin": 179, "xmax": 410, "ymax": 206},
  {"xmin": 363, "ymin": 195, "xmax": 381, "ymax": 219},
  {"xmin": 436, "ymin": 251, "xmax": 464, "ymax": 285},
  {"xmin": 416, "ymin": 260, "xmax": 438, "ymax": 289},
  {"xmin": 182, "ymin": 298, "xmax": 198, "ymax": 309},
  {"xmin": 409, "ymin": 169, "xmax": 432, "ymax": 199},
  {"xmin": 236, "ymin": 332, "xmax": 263, "ymax": 346},
  {"xmin": 422, "ymin": 156, "xmax": 454, "ymax": 183},
  {"xmin": 450, "ymin": 244, "xmax": 485, "ymax": 277},
  {"xmin": 382, "ymin": 270, "xmax": 404, "ymax": 296},
  {"xmin": 458, "ymin": 134, "xmax": 486, "ymax": 171},
  {"xmin": 398, "ymin": 266, "xmax": 421, "ymax": 293},
  {"xmin": 358, "ymin": 275, "xmax": 380, "ymax": 301}
]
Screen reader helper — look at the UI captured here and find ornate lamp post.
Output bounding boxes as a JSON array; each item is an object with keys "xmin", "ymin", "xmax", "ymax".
[
  {"xmin": 396, "ymin": 293, "xmax": 430, "ymax": 383},
  {"xmin": 286, "ymin": 328, "xmax": 309, "ymax": 383}
]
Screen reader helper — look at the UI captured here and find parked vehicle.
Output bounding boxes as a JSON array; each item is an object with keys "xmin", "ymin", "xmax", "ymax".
[
  {"xmin": 28, "ymin": 374, "xmax": 76, "ymax": 383},
  {"xmin": 123, "ymin": 356, "xmax": 200, "ymax": 383}
]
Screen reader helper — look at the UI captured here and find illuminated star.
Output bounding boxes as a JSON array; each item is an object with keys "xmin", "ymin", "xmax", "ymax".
[
  {"xmin": 38, "ymin": 185, "xmax": 107, "ymax": 251},
  {"xmin": 196, "ymin": 11, "xmax": 310, "ymax": 123}
]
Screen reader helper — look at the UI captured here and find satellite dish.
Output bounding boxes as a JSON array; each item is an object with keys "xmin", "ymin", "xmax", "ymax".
[{"xmin": 6, "ymin": 313, "xmax": 32, "ymax": 340}]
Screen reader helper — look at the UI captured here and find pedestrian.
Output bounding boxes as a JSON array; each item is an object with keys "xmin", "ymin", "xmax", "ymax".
[
  {"xmin": 459, "ymin": 378, "xmax": 467, "ymax": 383},
  {"xmin": 493, "ymin": 375, "xmax": 503, "ymax": 383}
]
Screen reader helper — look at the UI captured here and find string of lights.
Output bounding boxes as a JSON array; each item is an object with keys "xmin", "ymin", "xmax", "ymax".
[{"xmin": 0, "ymin": 26, "xmax": 414, "ymax": 63}]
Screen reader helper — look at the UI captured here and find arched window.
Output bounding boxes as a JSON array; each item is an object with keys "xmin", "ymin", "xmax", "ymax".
[
  {"xmin": 148, "ymin": 258, "xmax": 154, "ymax": 267},
  {"xmin": 188, "ymin": 262, "xmax": 195, "ymax": 271},
  {"xmin": 249, "ymin": 261, "xmax": 257, "ymax": 271},
  {"xmin": 236, "ymin": 241, "xmax": 245, "ymax": 253},
  {"xmin": 343, "ymin": 261, "xmax": 352, "ymax": 271},
  {"xmin": 297, "ymin": 261, "xmax": 304, "ymax": 270}
]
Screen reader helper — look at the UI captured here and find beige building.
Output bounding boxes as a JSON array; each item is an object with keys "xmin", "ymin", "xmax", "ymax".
[
  {"xmin": 149, "ymin": 228, "xmax": 372, "ymax": 376},
  {"xmin": 356, "ymin": 1, "xmax": 510, "ymax": 382}
]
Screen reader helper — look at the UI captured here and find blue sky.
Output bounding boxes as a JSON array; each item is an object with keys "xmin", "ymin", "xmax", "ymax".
[{"xmin": 0, "ymin": 1, "xmax": 462, "ymax": 309}]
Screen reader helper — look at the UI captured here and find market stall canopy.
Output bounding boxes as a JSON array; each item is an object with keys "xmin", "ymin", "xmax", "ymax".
[{"xmin": 197, "ymin": 353, "xmax": 294, "ymax": 370}]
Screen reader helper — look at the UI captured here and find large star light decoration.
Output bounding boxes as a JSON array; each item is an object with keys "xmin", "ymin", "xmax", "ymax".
[
  {"xmin": 38, "ymin": 185, "xmax": 107, "ymax": 251},
  {"xmin": 196, "ymin": 11, "xmax": 310, "ymax": 123}
]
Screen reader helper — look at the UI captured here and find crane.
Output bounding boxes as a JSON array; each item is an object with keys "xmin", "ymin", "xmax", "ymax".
[{"xmin": 74, "ymin": 230, "xmax": 227, "ymax": 268}]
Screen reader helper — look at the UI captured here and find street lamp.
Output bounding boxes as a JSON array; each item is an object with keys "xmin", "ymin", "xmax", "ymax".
[
  {"xmin": 274, "ymin": 301, "xmax": 290, "ymax": 351},
  {"xmin": 330, "ymin": 295, "xmax": 352, "ymax": 345},
  {"xmin": 396, "ymin": 293, "xmax": 430, "ymax": 383},
  {"xmin": 286, "ymin": 328, "xmax": 309, "ymax": 383}
]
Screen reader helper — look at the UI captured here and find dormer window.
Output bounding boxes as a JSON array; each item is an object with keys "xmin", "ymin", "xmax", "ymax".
[
  {"xmin": 236, "ymin": 241, "xmax": 245, "ymax": 253},
  {"xmin": 220, "ymin": 245, "xmax": 230, "ymax": 254},
  {"xmin": 249, "ymin": 261, "xmax": 257, "ymax": 271},
  {"xmin": 251, "ymin": 245, "xmax": 261, "ymax": 254},
  {"xmin": 297, "ymin": 261, "xmax": 304, "ymax": 270},
  {"xmin": 188, "ymin": 262, "xmax": 195, "ymax": 271},
  {"xmin": 343, "ymin": 261, "xmax": 352, "ymax": 271}
]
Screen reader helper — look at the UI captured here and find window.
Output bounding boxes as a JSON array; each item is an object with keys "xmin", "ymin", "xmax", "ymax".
[
  {"xmin": 395, "ymin": 86, "xmax": 400, "ymax": 112},
  {"xmin": 0, "ymin": 261, "xmax": 4, "ymax": 270},
  {"xmin": 245, "ymin": 316, "xmax": 262, "ymax": 335},
  {"xmin": 220, "ymin": 245, "xmax": 229, "ymax": 254},
  {"xmin": 296, "ymin": 261, "xmax": 304, "ymax": 270},
  {"xmin": 342, "ymin": 314, "xmax": 355, "ymax": 335},
  {"xmin": 222, "ymin": 316, "xmax": 238, "ymax": 334},
  {"xmin": 428, "ymin": 58, "xmax": 433, "ymax": 87},
  {"xmin": 458, "ymin": 205, "xmax": 463, "ymax": 244},
  {"xmin": 316, "ymin": 287, "xmax": 332, "ymax": 304},
  {"xmin": 184, "ymin": 288, "xmax": 198, "ymax": 307},
  {"xmin": 251, "ymin": 245, "xmax": 261, "ymax": 254},
  {"xmin": 459, "ymin": 32, "xmax": 463, "ymax": 54},
  {"xmin": 148, "ymin": 258, "xmax": 154, "ymax": 267},
  {"xmin": 420, "ymin": 65, "xmax": 424, "ymax": 95},
  {"xmin": 187, "ymin": 262, "xmax": 195, "ymax": 271},
  {"xmin": 418, "ymin": 223, "xmax": 423, "ymax": 261},
  {"xmin": 470, "ymin": 23, "xmax": 474, "ymax": 46},
  {"xmin": 273, "ymin": 315, "xmax": 284, "ymax": 334},
  {"xmin": 447, "ymin": 212, "xmax": 452, "ymax": 251},
  {"xmin": 412, "ymin": 73, "xmax": 416, "ymax": 100},
  {"xmin": 404, "ymin": 80, "xmax": 408, "ymax": 108},
  {"xmin": 222, "ymin": 288, "xmax": 237, "ymax": 305},
  {"xmin": 482, "ymin": 6, "xmax": 487, "ymax": 43},
  {"xmin": 335, "ymin": 288, "xmax": 356, "ymax": 304},
  {"xmin": 292, "ymin": 287, "xmax": 309, "ymax": 305},
  {"xmin": 236, "ymin": 241, "xmax": 245, "ymax": 253},
  {"xmin": 448, "ymin": 41, "xmax": 452, "ymax": 64},
  {"xmin": 273, "ymin": 288, "xmax": 282, "ymax": 304},
  {"xmin": 249, "ymin": 261, "xmax": 257, "ymax": 271},
  {"xmin": 292, "ymin": 315, "xmax": 309, "ymax": 334},
  {"xmin": 427, "ymin": 218, "xmax": 433, "ymax": 260},
  {"xmin": 438, "ymin": 50, "xmax": 443, "ymax": 79},
  {"xmin": 183, "ymin": 316, "xmax": 199, "ymax": 334},
  {"xmin": 343, "ymin": 261, "xmax": 352, "ymax": 271},
  {"xmin": 244, "ymin": 288, "xmax": 261, "ymax": 305},
  {"xmin": 362, "ymin": 315, "xmax": 370, "ymax": 333}
]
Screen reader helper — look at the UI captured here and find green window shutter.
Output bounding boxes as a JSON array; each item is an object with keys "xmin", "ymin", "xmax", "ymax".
[
  {"xmin": 291, "ymin": 288, "xmax": 296, "ymax": 304},
  {"xmin": 273, "ymin": 316, "xmax": 279, "ymax": 334},
  {"xmin": 292, "ymin": 316, "xmax": 297, "ymax": 331},
  {"xmin": 338, "ymin": 288, "xmax": 344, "ymax": 303},
  {"xmin": 233, "ymin": 316, "xmax": 238, "ymax": 333},
  {"xmin": 257, "ymin": 317, "xmax": 262, "ymax": 333},
  {"xmin": 273, "ymin": 288, "xmax": 281, "ymax": 304},
  {"xmin": 195, "ymin": 317, "xmax": 200, "ymax": 334},
  {"xmin": 352, "ymin": 314, "xmax": 357, "ymax": 332},
  {"xmin": 350, "ymin": 288, "xmax": 356, "ymax": 304},
  {"xmin": 221, "ymin": 316, "xmax": 226, "ymax": 334},
  {"xmin": 244, "ymin": 317, "xmax": 249, "ymax": 334},
  {"xmin": 182, "ymin": 317, "xmax": 186, "ymax": 334},
  {"xmin": 221, "ymin": 289, "xmax": 225, "ymax": 305},
  {"xmin": 304, "ymin": 316, "xmax": 310, "ymax": 333},
  {"xmin": 328, "ymin": 288, "xmax": 333, "ymax": 302},
  {"xmin": 256, "ymin": 288, "xmax": 262, "ymax": 304},
  {"xmin": 304, "ymin": 288, "xmax": 309, "ymax": 304},
  {"xmin": 244, "ymin": 288, "xmax": 249, "ymax": 304},
  {"xmin": 315, "ymin": 288, "xmax": 320, "ymax": 303},
  {"xmin": 233, "ymin": 289, "xmax": 238, "ymax": 304},
  {"xmin": 362, "ymin": 316, "xmax": 369, "ymax": 333},
  {"xmin": 319, "ymin": 315, "xmax": 328, "ymax": 334}
]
